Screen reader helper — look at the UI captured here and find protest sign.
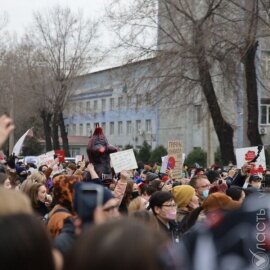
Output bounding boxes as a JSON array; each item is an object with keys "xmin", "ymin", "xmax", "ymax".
[
  {"xmin": 167, "ymin": 140, "xmax": 183, "ymax": 179},
  {"xmin": 55, "ymin": 150, "xmax": 65, "ymax": 163},
  {"xmin": 75, "ymin": 155, "xmax": 84, "ymax": 164},
  {"xmin": 38, "ymin": 150, "xmax": 55, "ymax": 166},
  {"xmin": 160, "ymin": 155, "xmax": 169, "ymax": 173},
  {"xmin": 110, "ymin": 149, "xmax": 138, "ymax": 173},
  {"xmin": 235, "ymin": 146, "xmax": 266, "ymax": 173}
]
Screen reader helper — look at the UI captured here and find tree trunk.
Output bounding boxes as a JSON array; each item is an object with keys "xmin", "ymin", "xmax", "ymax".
[
  {"xmin": 52, "ymin": 111, "xmax": 60, "ymax": 150},
  {"xmin": 195, "ymin": 26, "xmax": 236, "ymax": 164},
  {"xmin": 243, "ymin": 41, "xmax": 263, "ymax": 146},
  {"xmin": 40, "ymin": 110, "xmax": 53, "ymax": 152},
  {"xmin": 59, "ymin": 111, "xmax": 70, "ymax": 156}
]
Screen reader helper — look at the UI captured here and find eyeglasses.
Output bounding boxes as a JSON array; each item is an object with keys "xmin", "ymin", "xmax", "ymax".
[
  {"xmin": 197, "ymin": 184, "xmax": 211, "ymax": 189},
  {"xmin": 161, "ymin": 204, "xmax": 177, "ymax": 208},
  {"xmin": 103, "ymin": 205, "xmax": 119, "ymax": 212}
]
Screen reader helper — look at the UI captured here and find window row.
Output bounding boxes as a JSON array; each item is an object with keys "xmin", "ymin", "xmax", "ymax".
[
  {"xmin": 66, "ymin": 119, "xmax": 152, "ymax": 136},
  {"xmin": 68, "ymin": 93, "xmax": 152, "ymax": 115}
]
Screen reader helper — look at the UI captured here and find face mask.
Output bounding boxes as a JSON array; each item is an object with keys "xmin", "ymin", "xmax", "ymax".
[
  {"xmin": 202, "ymin": 189, "xmax": 209, "ymax": 199},
  {"xmin": 131, "ymin": 191, "xmax": 139, "ymax": 199},
  {"xmin": 166, "ymin": 210, "xmax": 177, "ymax": 220}
]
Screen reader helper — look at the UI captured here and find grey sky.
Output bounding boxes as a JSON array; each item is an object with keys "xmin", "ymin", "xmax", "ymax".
[{"xmin": 2, "ymin": 0, "xmax": 108, "ymax": 35}]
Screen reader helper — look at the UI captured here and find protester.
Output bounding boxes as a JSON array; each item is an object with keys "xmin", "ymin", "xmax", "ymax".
[
  {"xmin": 64, "ymin": 218, "xmax": 179, "ymax": 270},
  {"xmin": 0, "ymin": 214, "xmax": 57, "ymax": 270},
  {"xmin": 172, "ymin": 185, "xmax": 199, "ymax": 223},
  {"xmin": 29, "ymin": 183, "xmax": 52, "ymax": 217},
  {"xmin": 0, "ymin": 172, "xmax": 12, "ymax": 189},
  {"xmin": 0, "ymin": 115, "xmax": 15, "ymax": 148},
  {"xmin": 189, "ymin": 175, "xmax": 211, "ymax": 204},
  {"xmin": 147, "ymin": 191, "xmax": 181, "ymax": 243}
]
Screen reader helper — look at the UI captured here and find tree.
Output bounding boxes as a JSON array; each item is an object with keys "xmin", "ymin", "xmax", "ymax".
[
  {"xmin": 21, "ymin": 137, "xmax": 43, "ymax": 156},
  {"xmin": 137, "ymin": 141, "xmax": 151, "ymax": 163},
  {"xmin": 185, "ymin": 148, "xmax": 207, "ymax": 168},
  {"xmin": 149, "ymin": 145, "xmax": 167, "ymax": 164},
  {"xmin": 107, "ymin": 0, "xmax": 270, "ymax": 163},
  {"xmin": 27, "ymin": 5, "xmax": 99, "ymax": 156}
]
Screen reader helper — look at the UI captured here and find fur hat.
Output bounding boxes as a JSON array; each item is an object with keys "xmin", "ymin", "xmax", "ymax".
[
  {"xmin": 202, "ymin": 192, "xmax": 241, "ymax": 212},
  {"xmin": 172, "ymin": 185, "xmax": 195, "ymax": 208}
]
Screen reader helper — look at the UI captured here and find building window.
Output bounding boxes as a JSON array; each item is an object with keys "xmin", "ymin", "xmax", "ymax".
[
  {"xmin": 118, "ymin": 96, "xmax": 123, "ymax": 109},
  {"xmin": 94, "ymin": 122, "xmax": 99, "ymax": 129},
  {"xmin": 72, "ymin": 124, "xmax": 76, "ymax": 136},
  {"xmin": 110, "ymin": 122, "xmax": 114, "ymax": 135},
  {"xmin": 146, "ymin": 93, "xmax": 151, "ymax": 105},
  {"xmin": 101, "ymin": 122, "xmax": 106, "ymax": 133},
  {"xmin": 86, "ymin": 123, "xmax": 91, "ymax": 135},
  {"xmin": 94, "ymin": 100, "xmax": 98, "ymax": 111},
  {"xmin": 127, "ymin": 96, "xmax": 132, "ymax": 107},
  {"xmin": 136, "ymin": 120, "xmax": 141, "ymax": 132},
  {"xmin": 260, "ymin": 104, "xmax": 270, "ymax": 125},
  {"xmin": 101, "ymin": 99, "xmax": 106, "ymax": 111},
  {"xmin": 146, "ymin": 119, "xmax": 152, "ymax": 132},
  {"xmin": 70, "ymin": 148, "xmax": 80, "ymax": 157},
  {"xmin": 79, "ymin": 124, "xmax": 83, "ymax": 135},
  {"xmin": 127, "ymin": 121, "xmax": 132, "ymax": 135},
  {"xmin": 110, "ymin": 98, "xmax": 114, "ymax": 110},
  {"xmin": 86, "ymin": 101, "xmax": 91, "ymax": 113},
  {"xmin": 193, "ymin": 105, "xmax": 202, "ymax": 124},
  {"xmin": 118, "ymin": 121, "xmax": 123, "ymax": 135},
  {"xmin": 136, "ymin": 94, "xmax": 142, "ymax": 107},
  {"xmin": 261, "ymin": 51, "xmax": 270, "ymax": 80}
]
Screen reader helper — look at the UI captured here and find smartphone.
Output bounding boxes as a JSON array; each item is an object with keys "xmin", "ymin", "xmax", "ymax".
[{"xmin": 74, "ymin": 183, "xmax": 104, "ymax": 224}]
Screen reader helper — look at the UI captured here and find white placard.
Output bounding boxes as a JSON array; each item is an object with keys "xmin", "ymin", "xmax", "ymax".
[
  {"xmin": 235, "ymin": 146, "xmax": 266, "ymax": 170},
  {"xmin": 38, "ymin": 150, "xmax": 55, "ymax": 166},
  {"xmin": 110, "ymin": 149, "xmax": 138, "ymax": 173},
  {"xmin": 75, "ymin": 155, "xmax": 83, "ymax": 164},
  {"xmin": 160, "ymin": 155, "xmax": 168, "ymax": 173}
]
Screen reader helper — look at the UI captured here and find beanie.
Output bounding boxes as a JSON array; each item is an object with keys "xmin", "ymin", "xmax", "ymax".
[
  {"xmin": 145, "ymin": 172, "xmax": 159, "ymax": 182},
  {"xmin": 172, "ymin": 185, "xmax": 195, "ymax": 208}
]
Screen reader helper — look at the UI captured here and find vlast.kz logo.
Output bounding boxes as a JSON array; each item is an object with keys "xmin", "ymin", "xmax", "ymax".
[{"xmin": 250, "ymin": 249, "xmax": 269, "ymax": 269}]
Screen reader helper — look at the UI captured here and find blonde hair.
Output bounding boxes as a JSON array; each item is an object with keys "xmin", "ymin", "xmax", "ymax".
[
  {"xmin": 128, "ymin": 197, "xmax": 145, "ymax": 213},
  {"xmin": 20, "ymin": 172, "xmax": 46, "ymax": 196},
  {"xmin": 0, "ymin": 188, "xmax": 33, "ymax": 216}
]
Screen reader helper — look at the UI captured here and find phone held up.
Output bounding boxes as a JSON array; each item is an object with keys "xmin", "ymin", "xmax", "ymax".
[{"xmin": 74, "ymin": 183, "xmax": 104, "ymax": 225}]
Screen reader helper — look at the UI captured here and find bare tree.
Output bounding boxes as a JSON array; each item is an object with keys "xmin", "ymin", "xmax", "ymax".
[
  {"xmin": 27, "ymin": 5, "xmax": 99, "ymax": 156},
  {"xmin": 106, "ymin": 0, "xmax": 270, "ymax": 163}
]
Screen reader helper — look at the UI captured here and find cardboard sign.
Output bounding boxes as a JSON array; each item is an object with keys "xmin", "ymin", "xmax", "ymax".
[
  {"xmin": 167, "ymin": 140, "xmax": 183, "ymax": 179},
  {"xmin": 110, "ymin": 149, "xmax": 138, "ymax": 173},
  {"xmin": 235, "ymin": 146, "xmax": 266, "ymax": 173},
  {"xmin": 55, "ymin": 150, "xmax": 65, "ymax": 163},
  {"xmin": 38, "ymin": 150, "xmax": 55, "ymax": 166}
]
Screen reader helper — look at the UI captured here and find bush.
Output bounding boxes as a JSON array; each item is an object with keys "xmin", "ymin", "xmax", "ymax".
[{"xmin": 185, "ymin": 148, "xmax": 207, "ymax": 168}]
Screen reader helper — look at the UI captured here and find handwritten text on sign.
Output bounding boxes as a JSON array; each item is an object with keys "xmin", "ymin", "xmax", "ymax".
[
  {"xmin": 167, "ymin": 140, "xmax": 183, "ymax": 179},
  {"xmin": 110, "ymin": 149, "xmax": 138, "ymax": 174}
]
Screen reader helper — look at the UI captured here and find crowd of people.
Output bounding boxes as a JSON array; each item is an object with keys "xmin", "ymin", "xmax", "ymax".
[{"xmin": 0, "ymin": 114, "xmax": 270, "ymax": 270}]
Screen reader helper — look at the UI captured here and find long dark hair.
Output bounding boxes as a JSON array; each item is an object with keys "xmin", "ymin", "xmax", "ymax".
[{"xmin": 0, "ymin": 214, "xmax": 55, "ymax": 270}]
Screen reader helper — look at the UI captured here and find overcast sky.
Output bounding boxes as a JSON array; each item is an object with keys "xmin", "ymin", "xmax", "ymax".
[{"xmin": 2, "ymin": 0, "xmax": 109, "ymax": 35}]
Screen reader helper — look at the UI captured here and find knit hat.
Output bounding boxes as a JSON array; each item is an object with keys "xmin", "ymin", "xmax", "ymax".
[
  {"xmin": 172, "ymin": 185, "xmax": 195, "ymax": 208},
  {"xmin": 202, "ymin": 192, "xmax": 241, "ymax": 212},
  {"xmin": 145, "ymin": 172, "xmax": 159, "ymax": 182}
]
